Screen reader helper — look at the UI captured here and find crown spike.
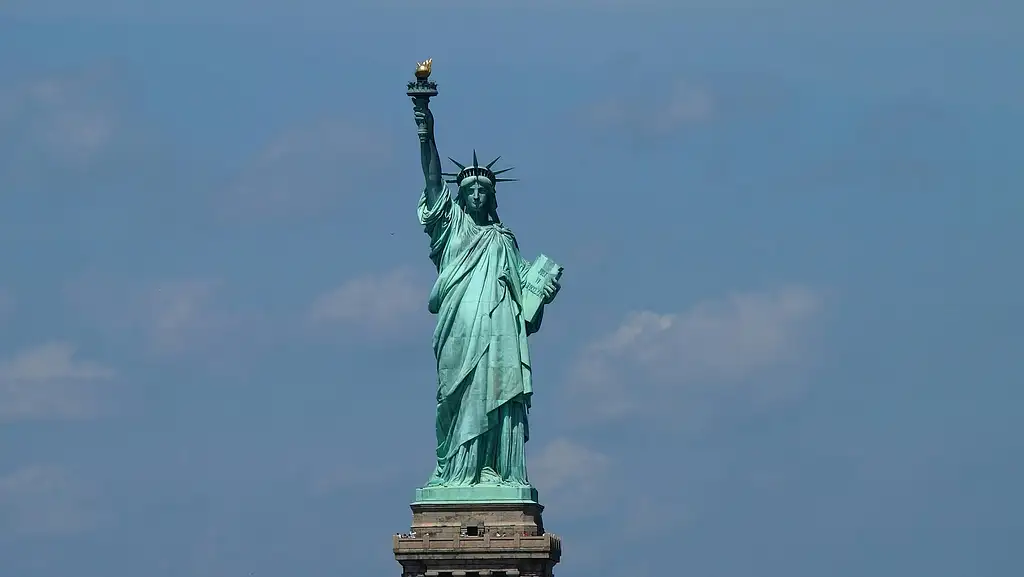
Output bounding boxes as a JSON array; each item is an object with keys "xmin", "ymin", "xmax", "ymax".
[{"xmin": 448, "ymin": 151, "xmax": 518, "ymax": 188}]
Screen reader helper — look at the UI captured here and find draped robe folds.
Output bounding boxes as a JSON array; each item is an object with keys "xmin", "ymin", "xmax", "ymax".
[{"xmin": 417, "ymin": 184, "xmax": 543, "ymax": 487}]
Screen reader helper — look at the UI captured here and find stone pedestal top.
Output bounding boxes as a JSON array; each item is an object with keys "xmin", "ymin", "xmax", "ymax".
[
  {"xmin": 394, "ymin": 501, "xmax": 560, "ymax": 577},
  {"xmin": 393, "ymin": 532, "xmax": 561, "ymax": 560},
  {"xmin": 408, "ymin": 501, "xmax": 545, "ymax": 539}
]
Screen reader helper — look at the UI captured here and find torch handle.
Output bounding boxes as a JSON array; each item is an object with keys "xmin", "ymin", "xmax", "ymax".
[{"xmin": 412, "ymin": 96, "xmax": 432, "ymax": 141}]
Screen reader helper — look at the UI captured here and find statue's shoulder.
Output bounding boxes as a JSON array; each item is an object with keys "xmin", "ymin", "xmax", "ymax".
[{"xmin": 494, "ymin": 222, "xmax": 521, "ymax": 245}]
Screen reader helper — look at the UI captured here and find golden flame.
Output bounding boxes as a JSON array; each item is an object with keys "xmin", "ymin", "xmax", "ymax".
[{"xmin": 415, "ymin": 58, "xmax": 433, "ymax": 79}]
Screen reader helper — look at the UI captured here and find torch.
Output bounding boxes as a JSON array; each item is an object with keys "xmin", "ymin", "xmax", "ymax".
[{"xmin": 407, "ymin": 58, "xmax": 437, "ymax": 141}]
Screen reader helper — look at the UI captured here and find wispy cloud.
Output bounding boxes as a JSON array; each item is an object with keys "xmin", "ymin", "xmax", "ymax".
[
  {"xmin": 66, "ymin": 276, "xmax": 246, "ymax": 358},
  {"xmin": 0, "ymin": 465, "xmax": 108, "ymax": 535},
  {"xmin": 529, "ymin": 438, "xmax": 612, "ymax": 516},
  {"xmin": 0, "ymin": 68, "xmax": 126, "ymax": 186},
  {"xmin": 584, "ymin": 79, "xmax": 715, "ymax": 142},
  {"xmin": 220, "ymin": 118, "xmax": 392, "ymax": 220},
  {"xmin": 566, "ymin": 286, "xmax": 823, "ymax": 422},
  {"xmin": 309, "ymin": 462, "xmax": 410, "ymax": 496},
  {"xmin": 0, "ymin": 72, "xmax": 113, "ymax": 162},
  {"xmin": 0, "ymin": 342, "xmax": 115, "ymax": 422},
  {"xmin": 309, "ymin": 267, "xmax": 427, "ymax": 336},
  {"xmin": 143, "ymin": 280, "xmax": 232, "ymax": 355}
]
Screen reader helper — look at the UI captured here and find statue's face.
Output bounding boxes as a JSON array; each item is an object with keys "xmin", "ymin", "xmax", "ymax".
[{"xmin": 460, "ymin": 177, "xmax": 494, "ymax": 215}]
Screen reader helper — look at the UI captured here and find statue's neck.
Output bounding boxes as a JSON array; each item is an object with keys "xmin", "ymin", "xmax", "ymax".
[{"xmin": 467, "ymin": 210, "xmax": 492, "ymax": 227}]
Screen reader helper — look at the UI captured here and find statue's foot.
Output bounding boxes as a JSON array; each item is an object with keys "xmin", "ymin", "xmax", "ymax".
[{"xmin": 478, "ymin": 467, "xmax": 502, "ymax": 485}]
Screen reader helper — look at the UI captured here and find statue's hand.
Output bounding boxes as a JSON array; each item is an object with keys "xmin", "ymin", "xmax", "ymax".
[
  {"xmin": 412, "ymin": 98, "xmax": 434, "ymax": 140},
  {"xmin": 541, "ymin": 279, "xmax": 561, "ymax": 305}
]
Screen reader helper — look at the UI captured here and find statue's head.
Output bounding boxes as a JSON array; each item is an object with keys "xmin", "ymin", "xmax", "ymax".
[
  {"xmin": 458, "ymin": 175, "xmax": 496, "ymax": 216},
  {"xmin": 443, "ymin": 150, "xmax": 516, "ymax": 224}
]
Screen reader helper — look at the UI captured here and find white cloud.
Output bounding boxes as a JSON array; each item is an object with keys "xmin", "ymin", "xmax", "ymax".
[
  {"xmin": 529, "ymin": 438, "xmax": 611, "ymax": 516},
  {"xmin": 309, "ymin": 463, "xmax": 408, "ymax": 496},
  {"xmin": 586, "ymin": 80, "xmax": 715, "ymax": 140},
  {"xmin": 0, "ymin": 465, "xmax": 107, "ymax": 535},
  {"xmin": 0, "ymin": 343, "xmax": 115, "ymax": 423},
  {"xmin": 0, "ymin": 69, "xmax": 119, "ymax": 173},
  {"xmin": 220, "ymin": 118, "xmax": 392, "ymax": 219},
  {"xmin": 0, "ymin": 342, "xmax": 114, "ymax": 382},
  {"xmin": 144, "ymin": 280, "xmax": 231, "ymax": 355},
  {"xmin": 566, "ymin": 286, "xmax": 823, "ymax": 422},
  {"xmin": 66, "ymin": 276, "xmax": 240, "ymax": 358},
  {"xmin": 309, "ymin": 267, "xmax": 425, "ymax": 335}
]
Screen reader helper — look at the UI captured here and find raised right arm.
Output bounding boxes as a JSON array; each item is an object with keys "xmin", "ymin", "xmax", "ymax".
[{"xmin": 413, "ymin": 98, "xmax": 443, "ymax": 207}]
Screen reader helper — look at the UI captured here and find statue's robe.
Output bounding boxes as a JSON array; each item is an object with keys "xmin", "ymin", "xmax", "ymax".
[{"xmin": 417, "ymin": 184, "xmax": 542, "ymax": 487}]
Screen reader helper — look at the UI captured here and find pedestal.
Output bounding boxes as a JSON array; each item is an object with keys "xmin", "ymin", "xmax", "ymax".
[
  {"xmin": 413, "ymin": 485, "xmax": 539, "ymax": 504},
  {"xmin": 394, "ymin": 501, "xmax": 561, "ymax": 577}
]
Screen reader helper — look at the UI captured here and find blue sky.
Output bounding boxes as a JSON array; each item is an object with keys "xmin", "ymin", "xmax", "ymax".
[{"xmin": 1, "ymin": 2, "xmax": 1021, "ymax": 576}]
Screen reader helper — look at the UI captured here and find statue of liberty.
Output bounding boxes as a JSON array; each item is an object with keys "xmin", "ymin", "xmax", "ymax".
[{"xmin": 409, "ymin": 60, "xmax": 562, "ymax": 501}]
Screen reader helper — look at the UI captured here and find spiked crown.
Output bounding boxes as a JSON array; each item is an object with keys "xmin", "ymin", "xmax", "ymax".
[{"xmin": 442, "ymin": 150, "xmax": 517, "ymax": 188}]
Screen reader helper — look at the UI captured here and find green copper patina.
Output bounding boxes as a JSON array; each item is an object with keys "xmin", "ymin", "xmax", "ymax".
[{"xmin": 408, "ymin": 60, "xmax": 562, "ymax": 504}]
